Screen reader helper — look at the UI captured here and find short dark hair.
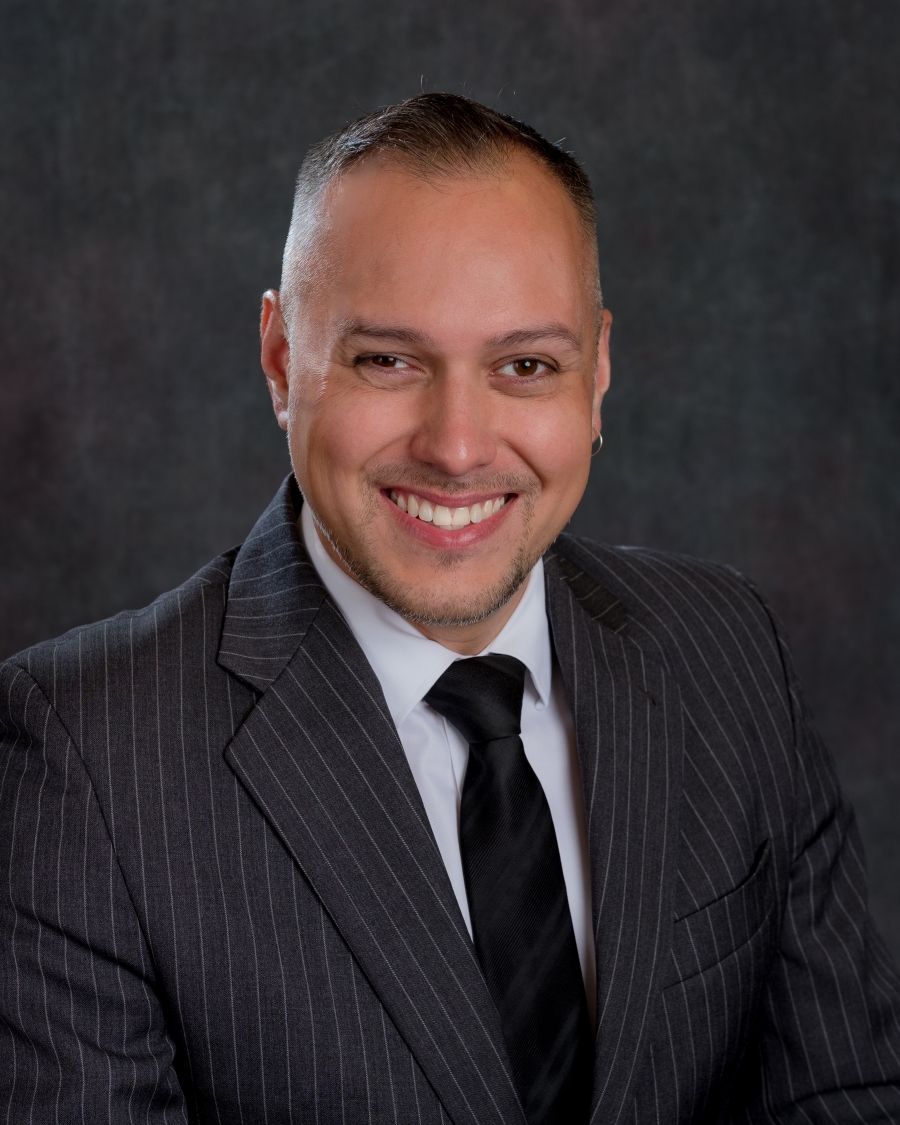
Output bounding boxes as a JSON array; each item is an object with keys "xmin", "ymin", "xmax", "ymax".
[{"xmin": 281, "ymin": 93, "xmax": 600, "ymax": 311}]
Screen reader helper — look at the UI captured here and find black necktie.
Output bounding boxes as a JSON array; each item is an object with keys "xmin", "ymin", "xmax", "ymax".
[{"xmin": 424, "ymin": 654, "xmax": 593, "ymax": 1125}]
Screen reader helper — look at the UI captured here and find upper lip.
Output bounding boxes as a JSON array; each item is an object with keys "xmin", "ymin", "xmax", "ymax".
[{"xmin": 383, "ymin": 487, "xmax": 512, "ymax": 509}]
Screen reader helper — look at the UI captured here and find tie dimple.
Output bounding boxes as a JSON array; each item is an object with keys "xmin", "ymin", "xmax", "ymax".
[{"xmin": 424, "ymin": 655, "xmax": 593, "ymax": 1125}]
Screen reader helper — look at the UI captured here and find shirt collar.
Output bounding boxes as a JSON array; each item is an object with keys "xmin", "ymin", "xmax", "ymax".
[{"xmin": 299, "ymin": 501, "xmax": 553, "ymax": 728}]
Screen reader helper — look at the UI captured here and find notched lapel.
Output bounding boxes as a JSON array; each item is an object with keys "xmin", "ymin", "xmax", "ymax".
[
  {"xmin": 217, "ymin": 477, "xmax": 328, "ymax": 692},
  {"xmin": 545, "ymin": 553, "xmax": 684, "ymax": 1125},
  {"xmin": 221, "ymin": 482, "xmax": 524, "ymax": 1125}
]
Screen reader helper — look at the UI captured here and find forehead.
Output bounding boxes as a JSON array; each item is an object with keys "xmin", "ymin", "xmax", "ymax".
[{"xmin": 296, "ymin": 155, "xmax": 595, "ymax": 337}]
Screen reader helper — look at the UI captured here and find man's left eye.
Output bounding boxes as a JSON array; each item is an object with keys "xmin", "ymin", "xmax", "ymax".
[{"xmin": 498, "ymin": 358, "xmax": 548, "ymax": 377}]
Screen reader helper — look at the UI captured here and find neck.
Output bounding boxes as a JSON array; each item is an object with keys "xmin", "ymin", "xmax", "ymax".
[{"xmin": 408, "ymin": 583, "xmax": 529, "ymax": 655}]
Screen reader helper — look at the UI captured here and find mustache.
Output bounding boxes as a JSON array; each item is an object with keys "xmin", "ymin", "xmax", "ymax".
[{"xmin": 365, "ymin": 462, "xmax": 539, "ymax": 498}]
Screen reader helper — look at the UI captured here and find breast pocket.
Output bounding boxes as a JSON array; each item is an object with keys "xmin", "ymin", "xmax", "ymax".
[{"xmin": 668, "ymin": 838, "xmax": 774, "ymax": 987}]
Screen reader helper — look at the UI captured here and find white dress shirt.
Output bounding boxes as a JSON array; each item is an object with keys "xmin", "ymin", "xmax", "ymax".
[{"xmin": 300, "ymin": 503, "xmax": 596, "ymax": 1017}]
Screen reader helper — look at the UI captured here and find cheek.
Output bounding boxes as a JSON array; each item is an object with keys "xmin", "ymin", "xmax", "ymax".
[
  {"xmin": 298, "ymin": 386, "xmax": 412, "ymax": 499},
  {"xmin": 508, "ymin": 396, "xmax": 592, "ymax": 501}
]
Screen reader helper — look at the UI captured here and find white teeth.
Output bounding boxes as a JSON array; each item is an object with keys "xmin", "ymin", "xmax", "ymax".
[{"xmin": 389, "ymin": 491, "xmax": 507, "ymax": 528}]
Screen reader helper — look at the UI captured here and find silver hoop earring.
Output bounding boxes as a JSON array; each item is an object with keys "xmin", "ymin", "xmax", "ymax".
[{"xmin": 591, "ymin": 432, "xmax": 604, "ymax": 458}]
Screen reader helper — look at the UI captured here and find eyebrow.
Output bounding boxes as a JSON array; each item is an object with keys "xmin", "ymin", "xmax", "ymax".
[
  {"xmin": 338, "ymin": 319, "xmax": 583, "ymax": 352},
  {"xmin": 338, "ymin": 320, "xmax": 434, "ymax": 348},
  {"xmin": 488, "ymin": 324, "xmax": 582, "ymax": 351}
]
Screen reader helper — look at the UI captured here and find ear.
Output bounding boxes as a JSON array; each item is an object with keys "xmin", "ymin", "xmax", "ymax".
[
  {"xmin": 592, "ymin": 308, "xmax": 613, "ymax": 437},
  {"xmin": 260, "ymin": 289, "xmax": 291, "ymax": 431}
]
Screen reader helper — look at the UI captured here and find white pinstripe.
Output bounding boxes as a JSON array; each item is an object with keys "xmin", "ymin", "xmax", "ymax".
[{"xmin": 1, "ymin": 481, "xmax": 898, "ymax": 1123}]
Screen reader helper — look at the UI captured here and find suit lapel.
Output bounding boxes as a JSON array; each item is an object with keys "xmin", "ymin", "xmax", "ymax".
[
  {"xmin": 545, "ymin": 551, "xmax": 683, "ymax": 1125},
  {"xmin": 217, "ymin": 476, "xmax": 328, "ymax": 690},
  {"xmin": 220, "ymin": 479, "xmax": 524, "ymax": 1125}
]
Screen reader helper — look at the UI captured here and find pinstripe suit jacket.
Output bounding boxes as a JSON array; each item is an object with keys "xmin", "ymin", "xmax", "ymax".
[{"xmin": 3, "ymin": 477, "xmax": 900, "ymax": 1125}]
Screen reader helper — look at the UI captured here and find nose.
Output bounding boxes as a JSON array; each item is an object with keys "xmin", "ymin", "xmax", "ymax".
[{"xmin": 408, "ymin": 369, "xmax": 498, "ymax": 477}]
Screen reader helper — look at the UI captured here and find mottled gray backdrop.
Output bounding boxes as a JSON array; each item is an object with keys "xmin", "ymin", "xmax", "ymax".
[{"xmin": 2, "ymin": 0, "xmax": 898, "ymax": 958}]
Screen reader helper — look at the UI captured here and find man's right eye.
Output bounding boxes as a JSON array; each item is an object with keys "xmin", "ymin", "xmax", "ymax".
[{"xmin": 367, "ymin": 354, "xmax": 407, "ymax": 368}]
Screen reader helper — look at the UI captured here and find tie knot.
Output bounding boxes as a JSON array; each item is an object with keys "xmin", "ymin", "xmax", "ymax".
[{"xmin": 423, "ymin": 654, "xmax": 527, "ymax": 745}]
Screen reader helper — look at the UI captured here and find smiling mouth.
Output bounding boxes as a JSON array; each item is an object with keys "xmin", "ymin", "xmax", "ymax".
[{"xmin": 387, "ymin": 489, "xmax": 509, "ymax": 529}]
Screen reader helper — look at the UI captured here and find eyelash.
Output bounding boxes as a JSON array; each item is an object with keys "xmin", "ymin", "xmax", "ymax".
[
  {"xmin": 357, "ymin": 354, "xmax": 409, "ymax": 369},
  {"xmin": 356, "ymin": 355, "xmax": 556, "ymax": 378},
  {"xmin": 497, "ymin": 358, "xmax": 555, "ymax": 379}
]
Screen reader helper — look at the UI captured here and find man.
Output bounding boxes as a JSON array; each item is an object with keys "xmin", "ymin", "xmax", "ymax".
[{"xmin": 2, "ymin": 93, "xmax": 899, "ymax": 1125}]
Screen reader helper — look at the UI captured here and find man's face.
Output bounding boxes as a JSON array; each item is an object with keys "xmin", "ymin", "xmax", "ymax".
[{"xmin": 262, "ymin": 153, "xmax": 611, "ymax": 628}]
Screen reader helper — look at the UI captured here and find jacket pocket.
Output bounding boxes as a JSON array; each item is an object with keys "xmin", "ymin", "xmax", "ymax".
[{"xmin": 666, "ymin": 838, "xmax": 774, "ymax": 988}]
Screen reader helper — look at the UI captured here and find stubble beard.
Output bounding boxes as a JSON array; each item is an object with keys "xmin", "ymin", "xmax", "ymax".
[{"xmin": 308, "ymin": 470, "xmax": 546, "ymax": 628}]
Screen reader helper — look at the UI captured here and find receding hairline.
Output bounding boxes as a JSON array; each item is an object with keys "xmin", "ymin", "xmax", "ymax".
[{"xmin": 279, "ymin": 93, "xmax": 602, "ymax": 318}]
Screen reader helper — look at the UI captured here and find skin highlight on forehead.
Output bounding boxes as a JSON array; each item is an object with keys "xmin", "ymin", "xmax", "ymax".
[{"xmin": 280, "ymin": 153, "xmax": 602, "ymax": 333}]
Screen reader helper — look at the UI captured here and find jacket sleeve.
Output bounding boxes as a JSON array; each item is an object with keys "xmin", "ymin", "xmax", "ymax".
[
  {"xmin": 745, "ymin": 595, "xmax": 900, "ymax": 1123},
  {"xmin": 0, "ymin": 659, "xmax": 188, "ymax": 1124}
]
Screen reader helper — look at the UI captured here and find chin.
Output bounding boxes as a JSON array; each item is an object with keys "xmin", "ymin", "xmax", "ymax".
[
  {"xmin": 380, "ymin": 588, "xmax": 517, "ymax": 629},
  {"xmin": 358, "ymin": 550, "xmax": 536, "ymax": 628},
  {"xmin": 316, "ymin": 503, "xmax": 545, "ymax": 626}
]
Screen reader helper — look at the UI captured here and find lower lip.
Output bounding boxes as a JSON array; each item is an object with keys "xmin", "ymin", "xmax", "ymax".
[{"xmin": 381, "ymin": 491, "xmax": 514, "ymax": 550}]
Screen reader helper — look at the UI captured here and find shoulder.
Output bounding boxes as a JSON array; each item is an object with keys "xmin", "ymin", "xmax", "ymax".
[
  {"xmin": 552, "ymin": 532, "xmax": 776, "ymax": 635},
  {"xmin": 551, "ymin": 532, "xmax": 791, "ymax": 696},
  {"xmin": 1, "ymin": 547, "xmax": 240, "ymax": 714},
  {"xmin": 551, "ymin": 537, "xmax": 813, "ymax": 853}
]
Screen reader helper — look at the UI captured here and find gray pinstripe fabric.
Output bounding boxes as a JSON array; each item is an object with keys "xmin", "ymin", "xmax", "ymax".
[{"xmin": 2, "ymin": 476, "xmax": 899, "ymax": 1124}]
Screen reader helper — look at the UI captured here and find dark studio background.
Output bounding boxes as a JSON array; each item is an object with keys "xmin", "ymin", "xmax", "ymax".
[{"xmin": 1, "ymin": 0, "xmax": 898, "ymax": 959}]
